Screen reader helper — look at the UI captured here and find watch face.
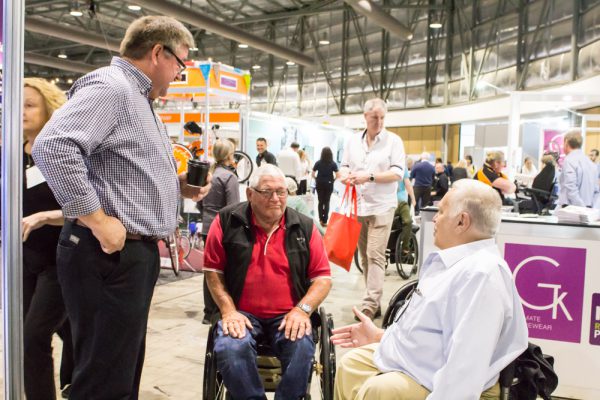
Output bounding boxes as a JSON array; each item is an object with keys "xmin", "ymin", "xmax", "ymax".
[{"xmin": 299, "ymin": 304, "xmax": 311, "ymax": 313}]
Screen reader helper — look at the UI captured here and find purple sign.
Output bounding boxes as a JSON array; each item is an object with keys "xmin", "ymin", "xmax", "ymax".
[
  {"xmin": 505, "ymin": 243, "xmax": 586, "ymax": 343},
  {"xmin": 591, "ymin": 294, "xmax": 600, "ymax": 346},
  {"xmin": 220, "ymin": 75, "xmax": 237, "ymax": 90}
]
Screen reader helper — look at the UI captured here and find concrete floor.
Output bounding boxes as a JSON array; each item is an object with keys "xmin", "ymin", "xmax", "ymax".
[{"xmin": 0, "ymin": 259, "xmax": 414, "ymax": 398}]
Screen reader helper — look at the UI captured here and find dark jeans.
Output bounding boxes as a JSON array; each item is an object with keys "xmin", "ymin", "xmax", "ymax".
[
  {"xmin": 316, "ymin": 181, "xmax": 334, "ymax": 223},
  {"xmin": 56, "ymin": 221, "xmax": 160, "ymax": 400},
  {"xmin": 23, "ymin": 246, "xmax": 73, "ymax": 400},
  {"xmin": 214, "ymin": 311, "xmax": 315, "ymax": 400},
  {"xmin": 413, "ymin": 185, "xmax": 431, "ymax": 215},
  {"xmin": 393, "ymin": 201, "xmax": 412, "ymax": 252}
]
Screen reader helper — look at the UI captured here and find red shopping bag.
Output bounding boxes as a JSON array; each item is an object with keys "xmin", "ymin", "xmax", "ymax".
[{"xmin": 323, "ymin": 185, "xmax": 362, "ymax": 271}]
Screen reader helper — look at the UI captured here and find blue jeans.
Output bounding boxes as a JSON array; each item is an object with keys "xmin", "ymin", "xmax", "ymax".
[{"xmin": 213, "ymin": 311, "xmax": 315, "ymax": 400}]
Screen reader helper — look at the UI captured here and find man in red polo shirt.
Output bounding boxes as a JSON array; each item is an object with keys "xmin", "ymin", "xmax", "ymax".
[{"xmin": 204, "ymin": 164, "xmax": 332, "ymax": 400}]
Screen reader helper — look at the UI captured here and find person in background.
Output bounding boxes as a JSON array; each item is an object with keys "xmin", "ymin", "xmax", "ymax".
[
  {"xmin": 559, "ymin": 132, "xmax": 599, "ymax": 208},
  {"xmin": 446, "ymin": 160, "xmax": 454, "ymax": 181},
  {"xmin": 521, "ymin": 156, "xmax": 538, "ymax": 177},
  {"xmin": 406, "ymin": 157, "xmax": 414, "ymax": 174},
  {"xmin": 256, "ymin": 137, "xmax": 278, "ymax": 167},
  {"xmin": 465, "ymin": 155, "xmax": 476, "ymax": 178},
  {"xmin": 285, "ymin": 176, "xmax": 325, "ymax": 236},
  {"xmin": 410, "ymin": 152, "xmax": 435, "ymax": 215},
  {"xmin": 340, "ymin": 98, "xmax": 405, "ymax": 320},
  {"xmin": 32, "ymin": 16, "xmax": 211, "ymax": 398},
  {"xmin": 278, "ymin": 141, "xmax": 303, "ymax": 182},
  {"xmin": 394, "ymin": 165, "xmax": 416, "ymax": 256},
  {"xmin": 474, "ymin": 151, "xmax": 516, "ymax": 203},
  {"xmin": 21, "ymin": 77, "xmax": 74, "ymax": 400},
  {"xmin": 332, "ymin": 180, "xmax": 528, "ymax": 400},
  {"xmin": 312, "ymin": 147, "xmax": 339, "ymax": 227},
  {"xmin": 589, "ymin": 148, "xmax": 600, "ymax": 187},
  {"xmin": 431, "ymin": 162, "xmax": 449, "ymax": 202},
  {"xmin": 198, "ymin": 139, "xmax": 240, "ymax": 325},
  {"xmin": 297, "ymin": 149, "xmax": 311, "ymax": 195},
  {"xmin": 452, "ymin": 159, "xmax": 468, "ymax": 182},
  {"xmin": 529, "ymin": 154, "xmax": 558, "ymax": 209}
]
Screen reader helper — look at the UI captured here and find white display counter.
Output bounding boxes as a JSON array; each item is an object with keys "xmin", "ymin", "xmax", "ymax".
[{"xmin": 419, "ymin": 208, "xmax": 600, "ymax": 399}]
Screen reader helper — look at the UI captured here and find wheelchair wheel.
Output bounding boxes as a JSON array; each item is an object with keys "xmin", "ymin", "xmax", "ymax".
[
  {"xmin": 203, "ymin": 325, "xmax": 226, "ymax": 400},
  {"xmin": 394, "ymin": 232, "xmax": 418, "ymax": 279},
  {"xmin": 382, "ymin": 280, "xmax": 418, "ymax": 329},
  {"xmin": 352, "ymin": 249, "xmax": 363, "ymax": 273},
  {"xmin": 233, "ymin": 150, "xmax": 253, "ymax": 184},
  {"xmin": 317, "ymin": 307, "xmax": 336, "ymax": 400}
]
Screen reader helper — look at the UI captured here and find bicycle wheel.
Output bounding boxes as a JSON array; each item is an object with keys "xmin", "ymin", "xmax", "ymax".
[
  {"xmin": 395, "ymin": 233, "xmax": 418, "ymax": 279},
  {"xmin": 353, "ymin": 249, "xmax": 363, "ymax": 273},
  {"xmin": 233, "ymin": 150, "xmax": 253, "ymax": 184},
  {"xmin": 179, "ymin": 234, "xmax": 192, "ymax": 259}
]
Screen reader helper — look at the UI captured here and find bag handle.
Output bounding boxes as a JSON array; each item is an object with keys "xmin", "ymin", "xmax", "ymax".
[{"xmin": 339, "ymin": 184, "xmax": 358, "ymax": 218}]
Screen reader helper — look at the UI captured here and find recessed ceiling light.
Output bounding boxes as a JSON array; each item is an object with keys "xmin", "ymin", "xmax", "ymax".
[
  {"xmin": 252, "ymin": 65, "xmax": 261, "ymax": 70},
  {"xmin": 127, "ymin": 5, "xmax": 142, "ymax": 11},
  {"xmin": 58, "ymin": 51, "xmax": 68, "ymax": 59},
  {"xmin": 69, "ymin": 10, "xmax": 83, "ymax": 17},
  {"xmin": 238, "ymin": 44, "xmax": 249, "ymax": 49},
  {"xmin": 286, "ymin": 61, "xmax": 295, "ymax": 66},
  {"xmin": 429, "ymin": 22, "xmax": 443, "ymax": 29}
]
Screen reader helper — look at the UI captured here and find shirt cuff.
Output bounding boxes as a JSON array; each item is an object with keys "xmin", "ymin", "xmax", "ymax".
[
  {"xmin": 61, "ymin": 192, "xmax": 102, "ymax": 218},
  {"xmin": 390, "ymin": 165, "xmax": 404, "ymax": 177},
  {"xmin": 202, "ymin": 267, "xmax": 224, "ymax": 274}
]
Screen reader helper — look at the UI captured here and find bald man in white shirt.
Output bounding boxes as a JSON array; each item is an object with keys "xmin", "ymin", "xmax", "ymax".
[
  {"xmin": 332, "ymin": 180, "xmax": 528, "ymax": 400},
  {"xmin": 339, "ymin": 98, "xmax": 405, "ymax": 320}
]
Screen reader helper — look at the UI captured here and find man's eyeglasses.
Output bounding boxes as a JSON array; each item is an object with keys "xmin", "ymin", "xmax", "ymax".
[
  {"xmin": 252, "ymin": 188, "xmax": 288, "ymax": 199},
  {"xmin": 163, "ymin": 45, "xmax": 186, "ymax": 74}
]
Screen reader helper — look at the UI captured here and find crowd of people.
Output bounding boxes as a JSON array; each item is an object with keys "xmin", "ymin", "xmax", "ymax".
[{"xmin": 10, "ymin": 11, "xmax": 600, "ymax": 400}]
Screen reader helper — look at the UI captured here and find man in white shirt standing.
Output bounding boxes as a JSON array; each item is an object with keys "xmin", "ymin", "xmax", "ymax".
[
  {"xmin": 277, "ymin": 142, "xmax": 303, "ymax": 182},
  {"xmin": 340, "ymin": 98, "xmax": 405, "ymax": 319},
  {"xmin": 331, "ymin": 179, "xmax": 528, "ymax": 400}
]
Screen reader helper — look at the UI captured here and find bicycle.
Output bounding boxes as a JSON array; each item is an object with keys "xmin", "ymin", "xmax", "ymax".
[{"xmin": 352, "ymin": 217, "xmax": 419, "ymax": 279}]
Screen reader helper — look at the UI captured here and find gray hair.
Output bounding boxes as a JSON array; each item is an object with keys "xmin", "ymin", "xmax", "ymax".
[
  {"xmin": 248, "ymin": 164, "xmax": 287, "ymax": 188},
  {"xmin": 420, "ymin": 152, "xmax": 430, "ymax": 161},
  {"xmin": 448, "ymin": 179, "xmax": 501, "ymax": 237},
  {"xmin": 120, "ymin": 16, "xmax": 194, "ymax": 59},
  {"xmin": 363, "ymin": 98, "xmax": 387, "ymax": 113}
]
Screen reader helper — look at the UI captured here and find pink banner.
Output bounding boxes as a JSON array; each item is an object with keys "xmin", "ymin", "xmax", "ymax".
[{"xmin": 543, "ymin": 129, "xmax": 566, "ymax": 167}]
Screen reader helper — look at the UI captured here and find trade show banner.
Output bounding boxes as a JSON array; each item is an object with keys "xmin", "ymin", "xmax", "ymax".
[
  {"xmin": 543, "ymin": 129, "xmax": 566, "ymax": 166},
  {"xmin": 591, "ymin": 294, "xmax": 600, "ymax": 345},
  {"xmin": 505, "ymin": 243, "xmax": 586, "ymax": 343}
]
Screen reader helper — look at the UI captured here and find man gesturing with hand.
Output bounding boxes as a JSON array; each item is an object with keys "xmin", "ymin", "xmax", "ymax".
[{"xmin": 204, "ymin": 164, "xmax": 331, "ymax": 400}]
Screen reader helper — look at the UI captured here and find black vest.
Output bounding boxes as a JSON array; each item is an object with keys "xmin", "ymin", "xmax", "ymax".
[{"xmin": 218, "ymin": 202, "xmax": 314, "ymax": 307}]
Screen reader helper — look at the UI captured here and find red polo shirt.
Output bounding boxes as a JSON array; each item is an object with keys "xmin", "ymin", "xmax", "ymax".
[{"xmin": 203, "ymin": 213, "xmax": 331, "ymax": 319}]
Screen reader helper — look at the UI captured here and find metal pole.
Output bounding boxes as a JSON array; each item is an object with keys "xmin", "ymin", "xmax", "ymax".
[{"xmin": 2, "ymin": 0, "xmax": 25, "ymax": 398}]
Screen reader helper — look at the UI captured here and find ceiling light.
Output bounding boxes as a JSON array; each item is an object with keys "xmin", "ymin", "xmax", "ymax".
[
  {"xmin": 286, "ymin": 61, "xmax": 296, "ymax": 66},
  {"xmin": 318, "ymin": 32, "xmax": 330, "ymax": 46},
  {"xmin": 429, "ymin": 22, "xmax": 443, "ymax": 29},
  {"xmin": 58, "ymin": 51, "xmax": 68, "ymax": 59},
  {"xmin": 252, "ymin": 64, "xmax": 261, "ymax": 70},
  {"xmin": 69, "ymin": 9, "xmax": 83, "ymax": 17},
  {"xmin": 67, "ymin": 78, "xmax": 74, "ymax": 84},
  {"xmin": 238, "ymin": 43, "xmax": 249, "ymax": 49},
  {"xmin": 127, "ymin": 5, "xmax": 142, "ymax": 11},
  {"xmin": 189, "ymin": 46, "xmax": 198, "ymax": 51}
]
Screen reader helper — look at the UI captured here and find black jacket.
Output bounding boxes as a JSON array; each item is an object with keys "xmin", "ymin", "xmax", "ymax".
[{"xmin": 218, "ymin": 202, "xmax": 314, "ymax": 307}]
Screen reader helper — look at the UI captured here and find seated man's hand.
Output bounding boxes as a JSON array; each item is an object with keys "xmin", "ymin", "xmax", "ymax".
[
  {"xmin": 278, "ymin": 308, "xmax": 311, "ymax": 342},
  {"xmin": 221, "ymin": 311, "xmax": 253, "ymax": 339},
  {"xmin": 330, "ymin": 306, "xmax": 385, "ymax": 348}
]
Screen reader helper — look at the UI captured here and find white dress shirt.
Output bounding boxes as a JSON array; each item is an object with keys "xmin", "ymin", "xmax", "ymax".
[
  {"xmin": 341, "ymin": 129, "xmax": 405, "ymax": 216},
  {"xmin": 374, "ymin": 239, "xmax": 528, "ymax": 400},
  {"xmin": 277, "ymin": 148, "xmax": 303, "ymax": 179}
]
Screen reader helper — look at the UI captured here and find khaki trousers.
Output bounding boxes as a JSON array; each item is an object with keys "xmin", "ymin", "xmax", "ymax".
[
  {"xmin": 335, "ymin": 344, "xmax": 501, "ymax": 400},
  {"xmin": 357, "ymin": 207, "xmax": 396, "ymax": 312}
]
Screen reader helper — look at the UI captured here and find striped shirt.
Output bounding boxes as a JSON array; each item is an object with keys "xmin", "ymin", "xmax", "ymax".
[{"xmin": 32, "ymin": 57, "xmax": 179, "ymax": 237}]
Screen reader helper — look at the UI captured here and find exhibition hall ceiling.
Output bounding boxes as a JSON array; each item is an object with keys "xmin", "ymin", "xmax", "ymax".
[{"xmin": 23, "ymin": 0, "xmax": 600, "ymax": 115}]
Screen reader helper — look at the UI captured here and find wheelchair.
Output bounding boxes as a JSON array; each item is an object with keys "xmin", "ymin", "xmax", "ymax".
[
  {"xmin": 203, "ymin": 307, "xmax": 336, "ymax": 399},
  {"xmin": 353, "ymin": 216, "xmax": 420, "ymax": 279},
  {"xmin": 382, "ymin": 280, "xmax": 524, "ymax": 400}
]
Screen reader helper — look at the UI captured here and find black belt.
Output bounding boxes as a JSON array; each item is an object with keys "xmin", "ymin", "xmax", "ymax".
[{"xmin": 74, "ymin": 220, "xmax": 163, "ymax": 243}]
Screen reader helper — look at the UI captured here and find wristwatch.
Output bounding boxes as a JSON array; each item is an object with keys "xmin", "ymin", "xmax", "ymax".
[
  {"xmin": 296, "ymin": 303, "xmax": 312, "ymax": 314},
  {"xmin": 369, "ymin": 173, "xmax": 375, "ymax": 182}
]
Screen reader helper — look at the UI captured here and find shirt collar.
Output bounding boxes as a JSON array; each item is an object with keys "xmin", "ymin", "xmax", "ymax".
[
  {"xmin": 361, "ymin": 128, "xmax": 387, "ymax": 144},
  {"xmin": 111, "ymin": 56, "xmax": 153, "ymax": 97},
  {"xmin": 435, "ymin": 238, "xmax": 497, "ymax": 269},
  {"xmin": 249, "ymin": 208, "xmax": 286, "ymax": 234}
]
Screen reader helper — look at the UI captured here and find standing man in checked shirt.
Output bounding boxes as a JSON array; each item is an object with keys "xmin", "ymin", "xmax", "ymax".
[
  {"xmin": 339, "ymin": 98, "xmax": 405, "ymax": 320},
  {"xmin": 32, "ymin": 16, "xmax": 210, "ymax": 399}
]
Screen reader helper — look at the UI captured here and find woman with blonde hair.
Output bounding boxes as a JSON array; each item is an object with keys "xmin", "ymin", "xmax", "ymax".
[
  {"xmin": 198, "ymin": 139, "xmax": 240, "ymax": 323},
  {"xmin": 21, "ymin": 77, "xmax": 73, "ymax": 399}
]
